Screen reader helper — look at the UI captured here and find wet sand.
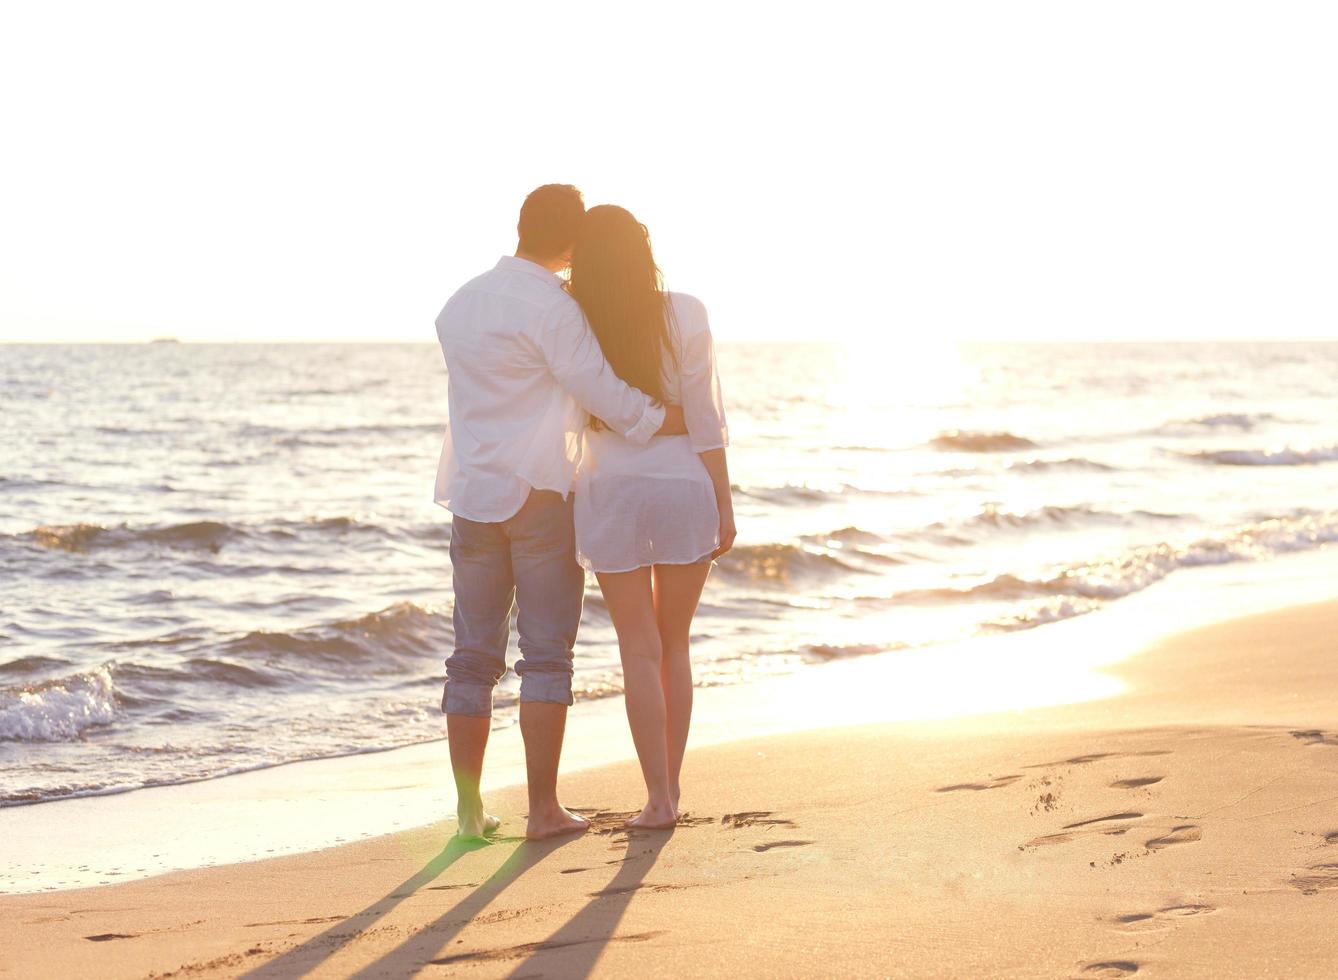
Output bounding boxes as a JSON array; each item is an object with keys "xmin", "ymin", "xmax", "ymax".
[{"xmin": 6, "ymin": 599, "xmax": 1338, "ymax": 978}]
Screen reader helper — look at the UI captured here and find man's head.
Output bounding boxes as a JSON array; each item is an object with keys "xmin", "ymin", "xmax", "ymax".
[{"xmin": 516, "ymin": 184, "xmax": 585, "ymax": 268}]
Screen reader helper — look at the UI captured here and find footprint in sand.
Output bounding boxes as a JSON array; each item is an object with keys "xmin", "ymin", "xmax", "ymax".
[
  {"xmin": 429, "ymin": 930, "xmax": 667, "ymax": 966},
  {"xmin": 573, "ymin": 809, "xmax": 643, "ymax": 835},
  {"xmin": 1065, "ymin": 812, "xmax": 1143, "ymax": 830},
  {"xmin": 1113, "ymin": 903, "xmax": 1215, "ymax": 932},
  {"xmin": 935, "ymin": 774, "xmax": 1023, "ymax": 793},
  {"xmin": 1290, "ymin": 863, "xmax": 1338, "ymax": 895},
  {"xmin": 1026, "ymin": 750, "xmax": 1171, "ymax": 770},
  {"xmin": 1076, "ymin": 960, "xmax": 1139, "ymax": 978},
  {"xmin": 242, "ymin": 914, "xmax": 348, "ymax": 927},
  {"xmin": 1109, "ymin": 776, "xmax": 1164, "ymax": 790},
  {"xmin": 578, "ymin": 808, "xmax": 716, "ymax": 848},
  {"xmin": 1145, "ymin": 825, "xmax": 1201, "ymax": 851},
  {"xmin": 1024, "ymin": 814, "xmax": 1142, "ymax": 849},
  {"xmin": 721, "ymin": 811, "xmax": 796, "ymax": 828}
]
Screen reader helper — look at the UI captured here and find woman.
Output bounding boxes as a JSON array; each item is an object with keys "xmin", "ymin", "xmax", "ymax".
[{"xmin": 568, "ymin": 205, "xmax": 735, "ymax": 829}]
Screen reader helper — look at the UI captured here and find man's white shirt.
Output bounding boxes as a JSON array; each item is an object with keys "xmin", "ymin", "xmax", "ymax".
[{"xmin": 434, "ymin": 256, "xmax": 665, "ymax": 522}]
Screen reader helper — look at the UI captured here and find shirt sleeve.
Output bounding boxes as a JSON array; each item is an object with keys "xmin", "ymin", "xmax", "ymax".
[
  {"xmin": 537, "ymin": 301, "xmax": 664, "ymax": 444},
  {"xmin": 679, "ymin": 301, "xmax": 729, "ymax": 453}
]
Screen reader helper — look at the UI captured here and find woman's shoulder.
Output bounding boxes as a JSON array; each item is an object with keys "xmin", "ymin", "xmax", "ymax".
[{"xmin": 666, "ymin": 292, "xmax": 710, "ymax": 334}]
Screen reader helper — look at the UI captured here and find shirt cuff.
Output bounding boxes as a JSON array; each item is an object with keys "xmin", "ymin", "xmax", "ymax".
[{"xmin": 622, "ymin": 400, "xmax": 664, "ymax": 444}]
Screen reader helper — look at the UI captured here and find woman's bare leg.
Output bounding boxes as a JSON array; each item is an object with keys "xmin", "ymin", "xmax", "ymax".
[
  {"xmin": 595, "ymin": 567, "xmax": 676, "ymax": 828},
  {"xmin": 652, "ymin": 561, "xmax": 711, "ymax": 814}
]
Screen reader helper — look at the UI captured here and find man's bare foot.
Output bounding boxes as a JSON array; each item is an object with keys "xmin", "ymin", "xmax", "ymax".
[
  {"xmin": 626, "ymin": 800, "xmax": 677, "ymax": 830},
  {"xmin": 456, "ymin": 806, "xmax": 501, "ymax": 840},
  {"xmin": 526, "ymin": 804, "xmax": 590, "ymax": 840}
]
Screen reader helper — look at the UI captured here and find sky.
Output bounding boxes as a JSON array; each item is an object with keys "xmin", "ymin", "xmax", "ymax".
[{"xmin": 1, "ymin": 1, "xmax": 1335, "ymax": 344}]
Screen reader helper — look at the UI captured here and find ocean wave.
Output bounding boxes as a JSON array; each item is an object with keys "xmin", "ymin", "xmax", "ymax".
[
  {"xmin": 895, "ymin": 509, "xmax": 1338, "ymax": 609},
  {"xmin": 23, "ymin": 521, "xmax": 235, "ymax": 553},
  {"xmin": 0, "ymin": 733, "xmax": 446, "ymax": 808},
  {"xmin": 802, "ymin": 641, "xmax": 908, "ymax": 661},
  {"xmin": 799, "ymin": 526, "xmax": 888, "ymax": 547},
  {"xmin": 0, "ymin": 655, "xmax": 71, "ymax": 676},
  {"xmin": 716, "ymin": 507, "xmax": 1182, "ymax": 582},
  {"xmin": 734, "ymin": 484, "xmax": 918, "ymax": 504},
  {"xmin": 0, "ymin": 667, "xmax": 119, "ymax": 742},
  {"xmin": 877, "ymin": 505, "xmax": 1181, "ymax": 551},
  {"xmin": 241, "ymin": 421, "xmax": 443, "ymax": 448},
  {"xmin": 221, "ymin": 602, "xmax": 450, "ymax": 668},
  {"xmin": 930, "ymin": 430, "xmax": 1038, "ymax": 452},
  {"xmin": 0, "ymin": 475, "xmax": 73, "ymax": 491},
  {"xmin": 1003, "ymin": 457, "xmax": 1116, "ymax": 474},
  {"xmin": 940, "ymin": 504, "xmax": 1179, "ymax": 535},
  {"xmin": 983, "ymin": 598, "xmax": 1103, "ymax": 632},
  {"xmin": 1184, "ymin": 445, "xmax": 1338, "ymax": 466},
  {"xmin": 13, "ymin": 516, "xmax": 450, "ymax": 556},
  {"xmin": 1157, "ymin": 412, "xmax": 1276, "ymax": 433},
  {"xmin": 182, "ymin": 657, "xmax": 286, "ymax": 688},
  {"xmin": 714, "ymin": 543, "xmax": 871, "ymax": 582}
]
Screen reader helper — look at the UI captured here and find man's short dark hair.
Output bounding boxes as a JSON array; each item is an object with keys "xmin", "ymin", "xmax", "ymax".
[{"xmin": 517, "ymin": 184, "xmax": 585, "ymax": 260}]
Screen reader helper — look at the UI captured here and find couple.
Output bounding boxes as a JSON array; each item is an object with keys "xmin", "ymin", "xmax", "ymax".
[{"xmin": 433, "ymin": 184, "xmax": 734, "ymax": 837}]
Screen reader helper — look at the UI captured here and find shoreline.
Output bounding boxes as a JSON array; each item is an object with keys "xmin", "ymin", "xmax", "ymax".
[
  {"xmin": 6, "ymin": 577, "xmax": 1338, "ymax": 975},
  {"xmin": 6, "ymin": 545, "xmax": 1338, "ymax": 896}
]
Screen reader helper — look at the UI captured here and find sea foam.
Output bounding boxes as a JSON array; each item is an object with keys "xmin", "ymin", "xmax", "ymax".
[{"xmin": 0, "ymin": 667, "xmax": 118, "ymax": 742}]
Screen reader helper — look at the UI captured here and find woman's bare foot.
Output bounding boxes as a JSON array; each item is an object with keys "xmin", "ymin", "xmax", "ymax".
[
  {"xmin": 526, "ymin": 804, "xmax": 590, "ymax": 840},
  {"xmin": 626, "ymin": 800, "xmax": 678, "ymax": 830},
  {"xmin": 456, "ymin": 800, "xmax": 502, "ymax": 840}
]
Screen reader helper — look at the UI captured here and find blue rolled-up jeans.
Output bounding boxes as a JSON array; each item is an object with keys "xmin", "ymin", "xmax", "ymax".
[{"xmin": 442, "ymin": 489, "xmax": 584, "ymax": 718}]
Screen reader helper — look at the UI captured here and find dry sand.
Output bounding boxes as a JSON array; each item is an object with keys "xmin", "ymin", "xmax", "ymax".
[{"xmin": 6, "ymin": 599, "xmax": 1338, "ymax": 979}]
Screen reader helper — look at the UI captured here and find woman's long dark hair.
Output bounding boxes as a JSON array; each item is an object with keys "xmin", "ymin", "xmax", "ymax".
[{"xmin": 567, "ymin": 205, "xmax": 678, "ymax": 405}]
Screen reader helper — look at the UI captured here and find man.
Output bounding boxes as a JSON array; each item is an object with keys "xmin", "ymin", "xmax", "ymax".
[{"xmin": 434, "ymin": 184, "xmax": 685, "ymax": 840}]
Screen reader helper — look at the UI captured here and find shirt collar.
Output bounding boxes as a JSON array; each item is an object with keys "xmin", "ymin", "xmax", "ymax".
[{"xmin": 496, "ymin": 255, "xmax": 562, "ymax": 284}]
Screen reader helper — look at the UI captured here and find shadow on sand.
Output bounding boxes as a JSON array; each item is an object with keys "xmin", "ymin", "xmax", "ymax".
[
  {"xmin": 341, "ymin": 833, "xmax": 579, "ymax": 978},
  {"xmin": 499, "ymin": 826, "xmax": 674, "ymax": 977},
  {"xmin": 244, "ymin": 823, "xmax": 672, "ymax": 977},
  {"xmin": 239, "ymin": 834, "xmax": 494, "ymax": 979}
]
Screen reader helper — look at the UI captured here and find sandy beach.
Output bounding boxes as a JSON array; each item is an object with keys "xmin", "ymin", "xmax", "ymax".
[
  {"xmin": 6, "ymin": 4, "xmax": 1337, "ymax": 977},
  {"xmin": 6, "ymin": 590, "xmax": 1338, "ymax": 979}
]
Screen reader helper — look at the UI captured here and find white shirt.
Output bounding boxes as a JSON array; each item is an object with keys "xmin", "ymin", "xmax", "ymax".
[
  {"xmin": 434, "ymin": 256, "xmax": 665, "ymax": 522},
  {"xmin": 574, "ymin": 292, "xmax": 729, "ymax": 573}
]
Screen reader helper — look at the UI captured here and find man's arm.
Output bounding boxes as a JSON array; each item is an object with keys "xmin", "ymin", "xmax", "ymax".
[{"xmin": 538, "ymin": 303, "xmax": 668, "ymax": 443}]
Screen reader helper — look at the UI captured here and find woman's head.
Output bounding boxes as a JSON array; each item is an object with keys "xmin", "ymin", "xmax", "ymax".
[{"xmin": 567, "ymin": 205, "xmax": 676, "ymax": 403}]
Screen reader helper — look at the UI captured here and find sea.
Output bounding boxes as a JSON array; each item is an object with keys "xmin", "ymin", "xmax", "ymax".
[{"xmin": 3, "ymin": 341, "xmax": 1337, "ymax": 808}]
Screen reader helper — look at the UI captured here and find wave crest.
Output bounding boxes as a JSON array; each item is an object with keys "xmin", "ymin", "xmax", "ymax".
[
  {"xmin": 222, "ymin": 602, "xmax": 449, "ymax": 667},
  {"xmin": 898, "ymin": 509, "xmax": 1338, "ymax": 610},
  {"xmin": 715, "ymin": 543, "xmax": 868, "ymax": 582},
  {"xmin": 26, "ymin": 521, "xmax": 235, "ymax": 553},
  {"xmin": 0, "ymin": 667, "xmax": 118, "ymax": 742},
  {"xmin": 930, "ymin": 430, "xmax": 1038, "ymax": 452},
  {"xmin": 1158, "ymin": 412, "xmax": 1276, "ymax": 433},
  {"xmin": 1185, "ymin": 445, "xmax": 1338, "ymax": 466},
  {"xmin": 1004, "ymin": 457, "xmax": 1115, "ymax": 473}
]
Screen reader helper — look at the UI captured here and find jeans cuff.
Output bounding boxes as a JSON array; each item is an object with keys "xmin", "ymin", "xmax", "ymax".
[
  {"xmin": 443, "ymin": 680, "xmax": 494, "ymax": 718},
  {"xmin": 517, "ymin": 672, "xmax": 574, "ymax": 707}
]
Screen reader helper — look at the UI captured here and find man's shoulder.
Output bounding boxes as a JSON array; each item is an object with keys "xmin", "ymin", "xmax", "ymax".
[
  {"xmin": 436, "ymin": 268, "xmax": 497, "ymax": 321},
  {"xmin": 452, "ymin": 265, "xmax": 575, "ymax": 312}
]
